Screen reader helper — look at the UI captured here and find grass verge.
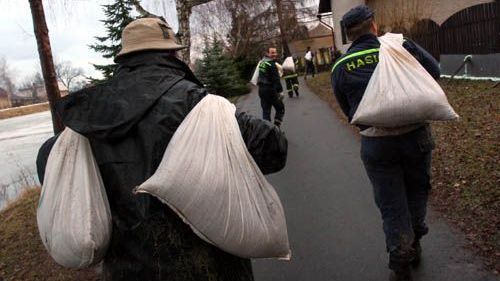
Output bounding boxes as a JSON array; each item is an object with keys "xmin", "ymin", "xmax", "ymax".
[
  {"xmin": 306, "ymin": 72, "xmax": 500, "ymax": 273},
  {"xmin": 0, "ymin": 103, "xmax": 49, "ymax": 120},
  {"xmin": 0, "ymin": 188, "xmax": 99, "ymax": 281}
]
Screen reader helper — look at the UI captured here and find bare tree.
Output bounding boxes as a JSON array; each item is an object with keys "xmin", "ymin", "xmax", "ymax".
[
  {"xmin": 28, "ymin": 0, "xmax": 64, "ymax": 134},
  {"xmin": 0, "ymin": 57, "xmax": 16, "ymax": 97},
  {"xmin": 0, "ymin": 57, "xmax": 15, "ymax": 108},
  {"xmin": 173, "ymin": 0, "xmax": 212, "ymax": 64},
  {"xmin": 129, "ymin": 0, "xmax": 156, "ymax": 17},
  {"xmin": 55, "ymin": 60, "xmax": 84, "ymax": 91},
  {"xmin": 275, "ymin": 0, "xmax": 291, "ymax": 57},
  {"xmin": 370, "ymin": 0, "xmax": 431, "ymax": 34},
  {"xmin": 192, "ymin": 0, "xmax": 308, "ymax": 61},
  {"xmin": 18, "ymin": 71, "xmax": 44, "ymax": 90}
]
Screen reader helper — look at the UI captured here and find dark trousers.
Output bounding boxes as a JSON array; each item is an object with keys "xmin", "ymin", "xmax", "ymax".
[
  {"xmin": 285, "ymin": 76, "xmax": 299, "ymax": 97},
  {"xmin": 360, "ymin": 126, "xmax": 434, "ymax": 254},
  {"xmin": 305, "ymin": 61, "xmax": 315, "ymax": 78},
  {"xmin": 258, "ymin": 86, "xmax": 285, "ymax": 124}
]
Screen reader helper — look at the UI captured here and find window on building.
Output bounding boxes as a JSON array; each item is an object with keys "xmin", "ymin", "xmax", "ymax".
[{"xmin": 340, "ymin": 20, "xmax": 348, "ymax": 45}]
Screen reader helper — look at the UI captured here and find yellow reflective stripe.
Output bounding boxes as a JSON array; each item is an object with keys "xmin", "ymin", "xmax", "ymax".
[
  {"xmin": 283, "ymin": 74, "xmax": 298, "ymax": 79},
  {"xmin": 331, "ymin": 48, "xmax": 380, "ymax": 73},
  {"xmin": 259, "ymin": 61, "xmax": 273, "ymax": 70}
]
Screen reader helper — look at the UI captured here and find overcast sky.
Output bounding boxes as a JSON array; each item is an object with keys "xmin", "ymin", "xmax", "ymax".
[
  {"xmin": 0, "ymin": 0, "xmax": 319, "ymax": 85},
  {"xmin": 0, "ymin": 0, "xmax": 178, "ymax": 84}
]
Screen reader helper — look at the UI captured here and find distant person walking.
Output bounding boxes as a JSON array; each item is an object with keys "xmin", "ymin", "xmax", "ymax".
[
  {"xmin": 257, "ymin": 47, "xmax": 285, "ymax": 127},
  {"xmin": 304, "ymin": 46, "xmax": 315, "ymax": 80}
]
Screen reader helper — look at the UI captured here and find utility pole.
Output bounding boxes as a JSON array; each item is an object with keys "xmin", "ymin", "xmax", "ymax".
[{"xmin": 29, "ymin": 0, "xmax": 64, "ymax": 134}]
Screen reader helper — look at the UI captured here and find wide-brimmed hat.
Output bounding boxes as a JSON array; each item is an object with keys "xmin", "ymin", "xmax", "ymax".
[{"xmin": 115, "ymin": 17, "xmax": 186, "ymax": 60}]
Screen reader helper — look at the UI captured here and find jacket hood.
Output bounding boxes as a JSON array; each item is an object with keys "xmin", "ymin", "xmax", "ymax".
[{"xmin": 56, "ymin": 52, "xmax": 202, "ymax": 140}]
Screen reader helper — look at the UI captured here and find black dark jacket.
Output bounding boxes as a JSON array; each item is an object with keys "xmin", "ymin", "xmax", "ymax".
[
  {"xmin": 257, "ymin": 57, "xmax": 283, "ymax": 93},
  {"xmin": 36, "ymin": 52, "xmax": 287, "ymax": 281},
  {"xmin": 330, "ymin": 33, "xmax": 440, "ymax": 130}
]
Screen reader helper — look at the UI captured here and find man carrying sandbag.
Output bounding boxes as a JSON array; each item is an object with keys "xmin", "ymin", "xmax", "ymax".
[
  {"xmin": 258, "ymin": 47, "xmax": 285, "ymax": 127},
  {"xmin": 36, "ymin": 17, "xmax": 287, "ymax": 281},
  {"xmin": 330, "ymin": 5, "xmax": 440, "ymax": 281},
  {"xmin": 282, "ymin": 56, "xmax": 300, "ymax": 98},
  {"xmin": 304, "ymin": 46, "xmax": 315, "ymax": 80}
]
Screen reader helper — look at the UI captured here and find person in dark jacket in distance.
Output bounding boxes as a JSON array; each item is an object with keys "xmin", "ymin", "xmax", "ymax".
[
  {"xmin": 36, "ymin": 17, "xmax": 287, "ymax": 281},
  {"xmin": 331, "ymin": 5, "xmax": 440, "ymax": 281},
  {"xmin": 257, "ymin": 47, "xmax": 285, "ymax": 127}
]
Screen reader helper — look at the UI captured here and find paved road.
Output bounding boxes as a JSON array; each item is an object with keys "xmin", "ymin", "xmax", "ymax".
[{"xmin": 239, "ymin": 78, "xmax": 498, "ymax": 281}]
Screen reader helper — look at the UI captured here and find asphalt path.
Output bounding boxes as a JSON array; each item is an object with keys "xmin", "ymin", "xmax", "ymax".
[{"xmin": 239, "ymin": 78, "xmax": 498, "ymax": 281}]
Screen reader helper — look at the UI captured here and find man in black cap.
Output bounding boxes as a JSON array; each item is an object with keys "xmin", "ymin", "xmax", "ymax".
[{"xmin": 331, "ymin": 5, "xmax": 440, "ymax": 281}]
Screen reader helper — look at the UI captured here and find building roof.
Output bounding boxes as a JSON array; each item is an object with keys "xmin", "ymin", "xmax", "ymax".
[
  {"xmin": 17, "ymin": 82, "xmax": 68, "ymax": 94},
  {"xmin": 308, "ymin": 23, "xmax": 333, "ymax": 38},
  {"xmin": 0, "ymin": 87, "xmax": 8, "ymax": 98},
  {"xmin": 287, "ymin": 22, "xmax": 335, "ymax": 57}
]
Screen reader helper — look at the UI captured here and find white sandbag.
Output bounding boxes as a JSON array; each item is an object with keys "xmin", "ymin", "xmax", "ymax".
[
  {"xmin": 276, "ymin": 62, "xmax": 284, "ymax": 77},
  {"xmin": 135, "ymin": 94, "xmax": 291, "ymax": 259},
  {"xmin": 37, "ymin": 128, "xmax": 112, "ymax": 268},
  {"xmin": 304, "ymin": 51, "xmax": 312, "ymax": 61},
  {"xmin": 250, "ymin": 60, "xmax": 261, "ymax": 86},
  {"xmin": 351, "ymin": 33, "xmax": 459, "ymax": 127},
  {"xmin": 282, "ymin": 57, "xmax": 296, "ymax": 72}
]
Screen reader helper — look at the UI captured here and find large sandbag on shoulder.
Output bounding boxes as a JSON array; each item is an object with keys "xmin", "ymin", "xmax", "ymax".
[
  {"xmin": 250, "ymin": 60, "xmax": 261, "ymax": 86},
  {"xmin": 351, "ymin": 33, "xmax": 458, "ymax": 127},
  {"xmin": 37, "ymin": 128, "xmax": 112, "ymax": 268},
  {"xmin": 135, "ymin": 94, "xmax": 291, "ymax": 259},
  {"xmin": 282, "ymin": 57, "xmax": 296, "ymax": 72}
]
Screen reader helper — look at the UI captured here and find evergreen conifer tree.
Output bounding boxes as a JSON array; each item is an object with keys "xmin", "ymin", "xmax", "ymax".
[
  {"xmin": 195, "ymin": 39, "xmax": 249, "ymax": 98},
  {"xmin": 89, "ymin": 0, "xmax": 134, "ymax": 82}
]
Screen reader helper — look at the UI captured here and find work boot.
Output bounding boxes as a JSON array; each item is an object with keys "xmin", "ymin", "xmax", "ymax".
[
  {"xmin": 389, "ymin": 248, "xmax": 414, "ymax": 281},
  {"xmin": 411, "ymin": 240, "xmax": 422, "ymax": 267},
  {"xmin": 389, "ymin": 266, "xmax": 412, "ymax": 281}
]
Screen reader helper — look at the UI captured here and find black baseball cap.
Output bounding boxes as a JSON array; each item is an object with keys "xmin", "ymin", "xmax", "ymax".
[{"xmin": 342, "ymin": 5, "xmax": 375, "ymax": 29}]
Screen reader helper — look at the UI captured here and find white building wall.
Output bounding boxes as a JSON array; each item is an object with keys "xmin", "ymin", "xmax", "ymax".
[
  {"xmin": 329, "ymin": 0, "xmax": 494, "ymax": 53},
  {"xmin": 330, "ymin": 0, "xmax": 366, "ymax": 53}
]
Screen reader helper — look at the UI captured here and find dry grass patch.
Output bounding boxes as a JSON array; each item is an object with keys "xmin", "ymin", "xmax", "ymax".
[
  {"xmin": 0, "ymin": 188, "xmax": 99, "ymax": 281},
  {"xmin": 432, "ymin": 79, "xmax": 499, "ymax": 272},
  {"xmin": 0, "ymin": 103, "xmax": 49, "ymax": 120}
]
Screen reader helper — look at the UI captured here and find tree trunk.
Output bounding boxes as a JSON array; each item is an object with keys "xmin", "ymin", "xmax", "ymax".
[
  {"xmin": 130, "ymin": 0, "xmax": 154, "ymax": 17},
  {"xmin": 275, "ymin": 0, "xmax": 291, "ymax": 58},
  {"xmin": 175, "ymin": 0, "xmax": 193, "ymax": 64},
  {"xmin": 174, "ymin": 0, "xmax": 212, "ymax": 65},
  {"xmin": 28, "ymin": 0, "xmax": 64, "ymax": 134}
]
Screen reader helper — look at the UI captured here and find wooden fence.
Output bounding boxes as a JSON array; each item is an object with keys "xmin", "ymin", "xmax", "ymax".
[{"xmin": 409, "ymin": 2, "xmax": 499, "ymax": 60}]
